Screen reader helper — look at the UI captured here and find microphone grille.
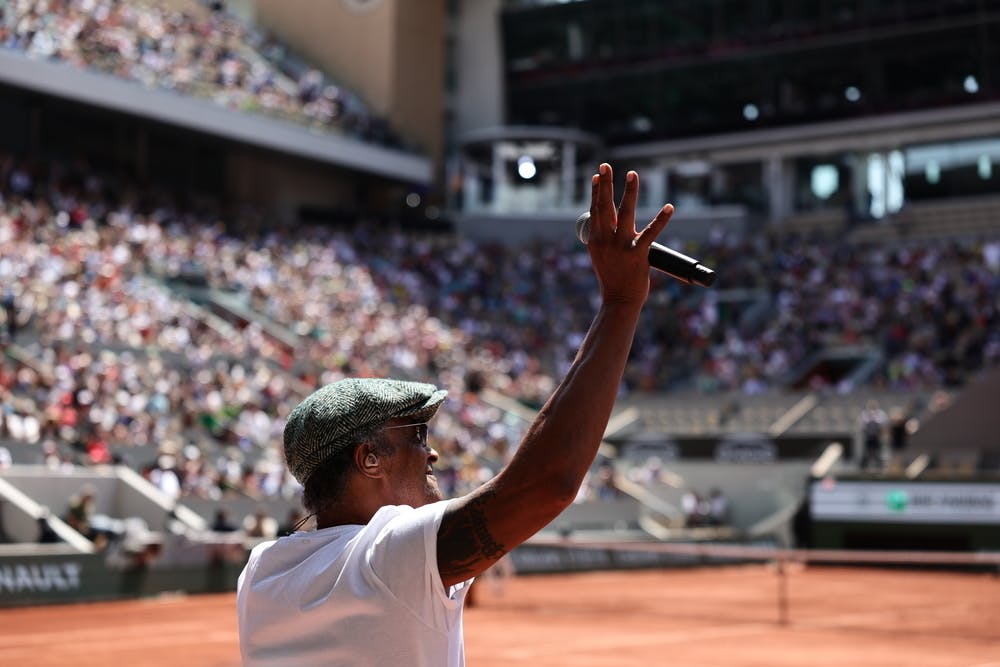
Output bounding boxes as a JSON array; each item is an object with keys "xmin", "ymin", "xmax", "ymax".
[{"xmin": 576, "ymin": 212, "xmax": 591, "ymax": 244}]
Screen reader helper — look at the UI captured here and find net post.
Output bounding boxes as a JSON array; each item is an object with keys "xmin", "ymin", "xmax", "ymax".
[{"xmin": 776, "ymin": 551, "xmax": 789, "ymax": 627}]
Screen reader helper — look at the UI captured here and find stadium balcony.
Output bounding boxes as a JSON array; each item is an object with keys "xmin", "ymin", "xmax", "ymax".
[
  {"xmin": 0, "ymin": 3, "xmax": 430, "ymax": 185},
  {"xmin": 611, "ymin": 389, "xmax": 941, "ymax": 444}
]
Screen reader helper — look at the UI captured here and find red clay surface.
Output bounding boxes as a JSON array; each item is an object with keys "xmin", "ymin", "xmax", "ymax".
[{"xmin": 0, "ymin": 565, "xmax": 997, "ymax": 666}]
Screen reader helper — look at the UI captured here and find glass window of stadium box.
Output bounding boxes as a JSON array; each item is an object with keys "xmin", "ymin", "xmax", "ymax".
[
  {"xmin": 501, "ymin": 0, "xmax": 998, "ymax": 143},
  {"xmin": 903, "ymin": 138, "xmax": 1000, "ymax": 200}
]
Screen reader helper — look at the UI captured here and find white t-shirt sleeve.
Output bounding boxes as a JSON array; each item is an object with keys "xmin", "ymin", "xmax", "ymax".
[{"xmin": 366, "ymin": 499, "xmax": 469, "ymax": 629}]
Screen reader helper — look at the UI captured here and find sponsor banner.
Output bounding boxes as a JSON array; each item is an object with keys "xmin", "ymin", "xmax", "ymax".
[
  {"xmin": 0, "ymin": 554, "xmax": 244, "ymax": 607},
  {"xmin": 0, "ymin": 560, "xmax": 83, "ymax": 594},
  {"xmin": 0, "ymin": 554, "xmax": 103, "ymax": 605},
  {"xmin": 811, "ymin": 480, "xmax": 1000, "ymax": 525}
]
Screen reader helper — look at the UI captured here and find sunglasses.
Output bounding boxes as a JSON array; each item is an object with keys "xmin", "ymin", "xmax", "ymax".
[{"xmin": 381, "ymin": 422, "xmax": 429, "ymax": 445}]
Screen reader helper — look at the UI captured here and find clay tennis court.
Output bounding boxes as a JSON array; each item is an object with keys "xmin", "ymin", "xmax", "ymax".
[{"xmin": 0, "ymin": 565, "xmax": 997, "ymax": 666}]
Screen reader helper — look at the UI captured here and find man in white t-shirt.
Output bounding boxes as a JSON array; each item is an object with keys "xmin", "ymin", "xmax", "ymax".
[{"xmin": 237, "ymin": 163, "xmax": 677, "ymax": 665}]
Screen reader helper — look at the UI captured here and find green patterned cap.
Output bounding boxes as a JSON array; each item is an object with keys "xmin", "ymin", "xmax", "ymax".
[{"xmin": 283, "ymin": 378, "xmax": 447, "ymax": 485}]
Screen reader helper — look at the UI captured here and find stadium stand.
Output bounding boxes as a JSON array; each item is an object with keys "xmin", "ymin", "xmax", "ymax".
[
  {"xmin": 851, "ymin": 194, "xmax": 1000, "ymax": 244},
  {"xmin": 0, "ymin": 0, "xmax": 405, "ymax": 147},
  {"xmin": 1, "ymin": 154, "xmax": 997, "ymax": 490}
]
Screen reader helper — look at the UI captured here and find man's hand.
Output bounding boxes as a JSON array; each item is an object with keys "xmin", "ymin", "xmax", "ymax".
[{"xmin": 587, "ymin": 163, "xmax": 674, "ymax": 306}]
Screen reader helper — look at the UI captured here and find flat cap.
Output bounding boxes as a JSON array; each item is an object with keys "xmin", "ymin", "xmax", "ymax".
[{"xmin": 283, "ymin": 378, "xmax": 447, "ymax": 485}]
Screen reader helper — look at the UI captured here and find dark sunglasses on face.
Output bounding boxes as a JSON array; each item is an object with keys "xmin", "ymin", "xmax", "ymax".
[{"xmin": 381, "ymin": 422, "xmax": 429, "ymax": 446}]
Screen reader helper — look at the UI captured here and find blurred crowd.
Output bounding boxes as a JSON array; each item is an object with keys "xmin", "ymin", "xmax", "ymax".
[
  {"xmin": 685, "ymin": 232, "xmax": 1000, "ymax": 394},
  {"xmin": 0, "ymin": 0, "xmax": 404, "ymax": 146},
  {"xmin": 1, "ymin": 152, "xmax": 999, "ymax": 507},
  {"xmin": 0, "ymin": 155, "xmax": 525, "ymax": 504}
]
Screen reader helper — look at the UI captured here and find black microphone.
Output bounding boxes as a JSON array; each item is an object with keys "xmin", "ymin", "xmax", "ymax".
[{"xmin": 576, "ymin": 212, "xmax": 716, "ymax": 288}]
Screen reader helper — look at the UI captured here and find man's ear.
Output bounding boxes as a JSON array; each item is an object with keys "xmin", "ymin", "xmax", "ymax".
[{"xmin": 354, "ymin": 445, "xmax": 382, "ymax": 478}]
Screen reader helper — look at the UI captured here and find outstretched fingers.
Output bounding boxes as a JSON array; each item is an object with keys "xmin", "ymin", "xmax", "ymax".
[
  {"xmin": 616, "ymin": 170, "xmax": 639, "ymax": 241},
  {"xmin": 587, "ymin": 173, "xmax": 600, "ymax": 239},
  {"xmin": 588, "ymin": 163, "xmax": 616, "ymax": 244},
  {"xmin": 634, "ymin": 204, "xmax": 675, "ymax": 249}
]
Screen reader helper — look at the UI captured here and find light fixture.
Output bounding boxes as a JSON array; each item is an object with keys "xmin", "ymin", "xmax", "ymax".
[
  {"xmin": 925, "ymin": 161, "xmax": 940, "ymax": 185},
  {"xmin": 516, "ymin": 155, "xmax": 537, "ymax": 180},
  {"xmin": 810, "ymin": 164, "xmax": 839, "ymax": 200},
  {"xmin": 978, "ymin": 155, "xmax": 992, "ymax": 180}
]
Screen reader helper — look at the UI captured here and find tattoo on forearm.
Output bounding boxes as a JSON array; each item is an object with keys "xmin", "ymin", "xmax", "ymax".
[
  {"xmin": 438, "ymin": 489, "xmax": 506, "ymax": 579},
  {"xmin": 466, "ymin": 492, "xmax": 505, "ymax": 557}
]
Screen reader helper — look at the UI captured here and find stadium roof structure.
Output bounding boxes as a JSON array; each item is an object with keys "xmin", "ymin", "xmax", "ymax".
[
  {"xmin": 0, "ymin": 50, "xmax": 432, "ymax": 186},
  {"xmin": 610, "ymin": 99, "xmax": 1000, "ymax": 166}
]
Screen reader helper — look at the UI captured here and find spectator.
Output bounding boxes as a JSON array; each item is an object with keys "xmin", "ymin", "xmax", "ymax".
[
  {"xmin": 64, "ymin": 484, "xmax": 96, "ymax": 539},
  {"xmin": 36, "ymin": 514, "xmax": 61, "ymax": 543},
  {"xmin": 1, "ymin": 287, "xmax": 14, "ymax": 340},
  {"xmin": 592, "ymin": 461, "xmax": 623, "ymax": 501},
  {"xmin": 858, "ymin": 399, "xmax": 888, "ymax": 470},
  {"xmin": 888, "ymin": 407, "xmax": 919, "ymax": 457},
  {"xmin": 211, "ymin": 508, "xmax": 238, "ymax": 533},
  {"xmin": 682, "ymin": 489, "xmax": 703, "ymax": 528},
  {"xmin": 244, "ymin": 507, "xmax": 277, "ymax": 539},
  {"xmin": 150, "ymin": 454, "xmax": 183, "ymax": 501},
  {"xmin": 707, "ymin": 488, "xmax": 729, "ymax": 527}
]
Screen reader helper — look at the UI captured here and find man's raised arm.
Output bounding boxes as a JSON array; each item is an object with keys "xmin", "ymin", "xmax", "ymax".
[{"xmin": 437, "ymin": 163, "xmax": 675, "ymax": 586}]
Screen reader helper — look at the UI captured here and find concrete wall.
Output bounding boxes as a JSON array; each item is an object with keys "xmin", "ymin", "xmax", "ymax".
[
  {"xmin": 1, "ymin": 467, "xmax": 179, "ymax": 536},
  {"xmin": 225, "ymin": 149, "xmax": 361, "ymax": 225},
  {"xmin": 449, "ymin": 0, "xmax": 505, "ymax": 137},
  {"xmin": 909, "ymin": 366, "xmax": 1000, "ymax": 463},
  {"xmin": 253, "ymin": 0, "xmax": 446, "ymax": 166},
  {"xmin": 642, "ymin": 462, "xmax": 812, "ymax": 532}
]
